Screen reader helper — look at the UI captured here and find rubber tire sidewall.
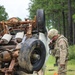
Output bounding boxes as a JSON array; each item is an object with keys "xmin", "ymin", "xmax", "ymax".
[
  {"xmin": 36, "ymin": 9, "xmax": 46, "ymax": 33},
  {"xmin": 18, "ymin": 38, "xmax": 46, "ymax": 73}
]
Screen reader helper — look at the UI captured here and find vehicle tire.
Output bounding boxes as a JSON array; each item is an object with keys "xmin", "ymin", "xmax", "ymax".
[
  {"xmin": 18, "ymin": 38, "xmax": 46, "ymax": 73},
  {"xmin": 36, "ymin": 9, "xmax": 46, "ymax": 33}
]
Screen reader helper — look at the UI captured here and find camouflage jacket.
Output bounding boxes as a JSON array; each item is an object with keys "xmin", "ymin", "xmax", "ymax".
[{"xmin": 51, "ymin": 35, "xmax": 69, "ymax": 64}]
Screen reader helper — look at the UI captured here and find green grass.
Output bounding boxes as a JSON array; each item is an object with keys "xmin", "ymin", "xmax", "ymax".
[{"xmin": 45, "ymin": 55, "xmax": 75, "ymax": 75}]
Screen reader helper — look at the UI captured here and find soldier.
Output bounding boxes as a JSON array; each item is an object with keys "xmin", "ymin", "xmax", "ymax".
[{"xmin": 48, "ymin": 29, "xmax": 69, "ymax": 75}]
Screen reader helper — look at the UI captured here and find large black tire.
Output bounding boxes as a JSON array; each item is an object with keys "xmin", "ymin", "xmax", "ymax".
[
  {"xmin": 36, "ymin": 9, "xmax": 46, "ymax": 33},
  {"xmin": 18, "ymin": 38, "xmax": 46, "ymax": 73}
]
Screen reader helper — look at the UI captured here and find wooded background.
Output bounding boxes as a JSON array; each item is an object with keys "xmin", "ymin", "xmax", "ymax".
[
  {"xmin": 0, "ymin": 0, "xmax": 75, "ymax": 45},
  {"xmin": 28, "ymin": 0, "xmax": 75, "ymax": 45}
]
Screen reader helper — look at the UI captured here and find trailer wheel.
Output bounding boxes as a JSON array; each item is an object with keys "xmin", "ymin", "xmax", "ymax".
[
  {"xmin": 18, "ymin": 38, "xmax": 46, "ymax": 73},
  {"xmin": 36, "ymin": 9, "xmax": 46, "ymax": 33}
]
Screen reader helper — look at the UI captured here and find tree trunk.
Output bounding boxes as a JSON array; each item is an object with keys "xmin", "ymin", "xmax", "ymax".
[
  {"xmin": 68, "ymin": 0, "xmax": 73, "ymax": 45},
  {"xmin": 62, "ymin": 11, "xmax": 66, "ymax": 36},
  {"xmin": 62, "ymin": 2, "xmax": 66, "ymax": 37},
  {"xmin": 73, "ymin": 22, "xmax": 75, "ymax": 44}
]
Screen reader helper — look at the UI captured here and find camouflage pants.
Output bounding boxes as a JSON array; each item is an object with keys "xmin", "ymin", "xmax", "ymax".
[{"xmin": 58, "ymin": 59, "xmax": 67, "ymax": 75}]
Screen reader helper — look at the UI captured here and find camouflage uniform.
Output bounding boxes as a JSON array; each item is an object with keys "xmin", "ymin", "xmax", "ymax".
[
  {"xmin": 48, "ymin": 29, "xmax": 68, "ymax": 75},
  {"xmin": 54, "ymin": 35, "xmax": 68, "ymax": 75}
]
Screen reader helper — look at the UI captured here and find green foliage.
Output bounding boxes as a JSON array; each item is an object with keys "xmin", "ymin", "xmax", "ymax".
[
  {"xmin": 46, "ymin": 55, "xmax": 55, "ymax": 65},
  {"xmin": 28, "ymin": 0, "xmax": 75, "ymax": 44},
  {"xmin": 68, "ymin": 45, "xmax": 75, "ymax": 60},
  {"xmin": 68, "ymin": 59, "xmax": 75, "ymax": 65},
  {"xmin": 72, "ymin": 14, "xmax": 75, "ymax": 22},
  {"xmin": 0, "ymin": 5, "xmax": 8, "ymax": 21},
  {"xmin": 28, "ymin": 0, "xmax": 69, "ymax": 30},
  {"xmin": 46, "ymin": 56, "xmax": 75, "ymax": 75},
  {"xmin": 16, "ymin": 17, "xmax": 22, "ymax": 21}
]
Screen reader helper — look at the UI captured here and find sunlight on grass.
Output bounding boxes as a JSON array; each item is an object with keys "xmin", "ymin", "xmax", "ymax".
[{"xmin": 45, "ymin": 55, "xmax": 75, "ymax": 75}]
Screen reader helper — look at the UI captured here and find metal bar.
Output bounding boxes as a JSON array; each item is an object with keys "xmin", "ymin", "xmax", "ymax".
[
  {"xmin": 0, "ymin": 20, "xmax": 35, "ymax": 25},
  {"xmin": 8, "ymin": 59, "xmax": 15, "ymax": 71}
]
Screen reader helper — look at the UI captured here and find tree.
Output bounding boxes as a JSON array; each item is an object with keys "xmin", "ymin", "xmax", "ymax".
[
  {"xmin": 16, "ymin": 17, "xmax": 22, "ymax": 21},
  {"xmin": 0, "ymin": 5, "xmax": 8, "ymax": 21},
  {"xmin": 68, "ymin": 0, "xmax": 73, "ymax": 45},
  {"xmin": 28, "ymin": 0, "xmax": 75, "ymax": 45}
]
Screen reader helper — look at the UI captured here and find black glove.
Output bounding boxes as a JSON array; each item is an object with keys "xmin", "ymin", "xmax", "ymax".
[{"xmin": 49, "ymin": 40, "xmax": 55, "ymax": 50}]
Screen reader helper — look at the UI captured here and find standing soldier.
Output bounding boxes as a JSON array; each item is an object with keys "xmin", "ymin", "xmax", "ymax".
[{"xmin": 48, "ymin": 29, "xmax": 69, "ymax": 75}]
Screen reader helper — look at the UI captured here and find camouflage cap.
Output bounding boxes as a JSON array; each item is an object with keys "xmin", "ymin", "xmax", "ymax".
[{"xmin": 48, "ymin": 29, "xmax": 58, "ymax": 39}]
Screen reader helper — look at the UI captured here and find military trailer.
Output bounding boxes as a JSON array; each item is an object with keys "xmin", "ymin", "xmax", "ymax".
[{"xmin": 0, "ymin": 9, "xmax": 49, "ymax": 75}]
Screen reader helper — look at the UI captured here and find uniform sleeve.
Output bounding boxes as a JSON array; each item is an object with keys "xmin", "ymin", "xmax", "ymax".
[{"xmin": 58, "ymin": 39, "xmax": 67, "ymax": 64}]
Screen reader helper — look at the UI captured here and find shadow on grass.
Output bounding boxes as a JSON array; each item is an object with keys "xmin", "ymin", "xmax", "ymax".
[
  {"xmin": 48, "ymin": 69, "xmax": 55, "ymax": 71},
  {"xmin": 68, "ymin": 69, "xmax": 75, "ymax": 71},
  {"xmin": 47, "ymin": 69, "xmax": 75, "ymax": 72}
]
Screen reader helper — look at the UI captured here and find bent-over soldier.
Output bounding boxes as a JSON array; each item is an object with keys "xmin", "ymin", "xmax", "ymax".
[{"xmin": 48, "ymin": 29, "xmax": 69, "ymax": 75}]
